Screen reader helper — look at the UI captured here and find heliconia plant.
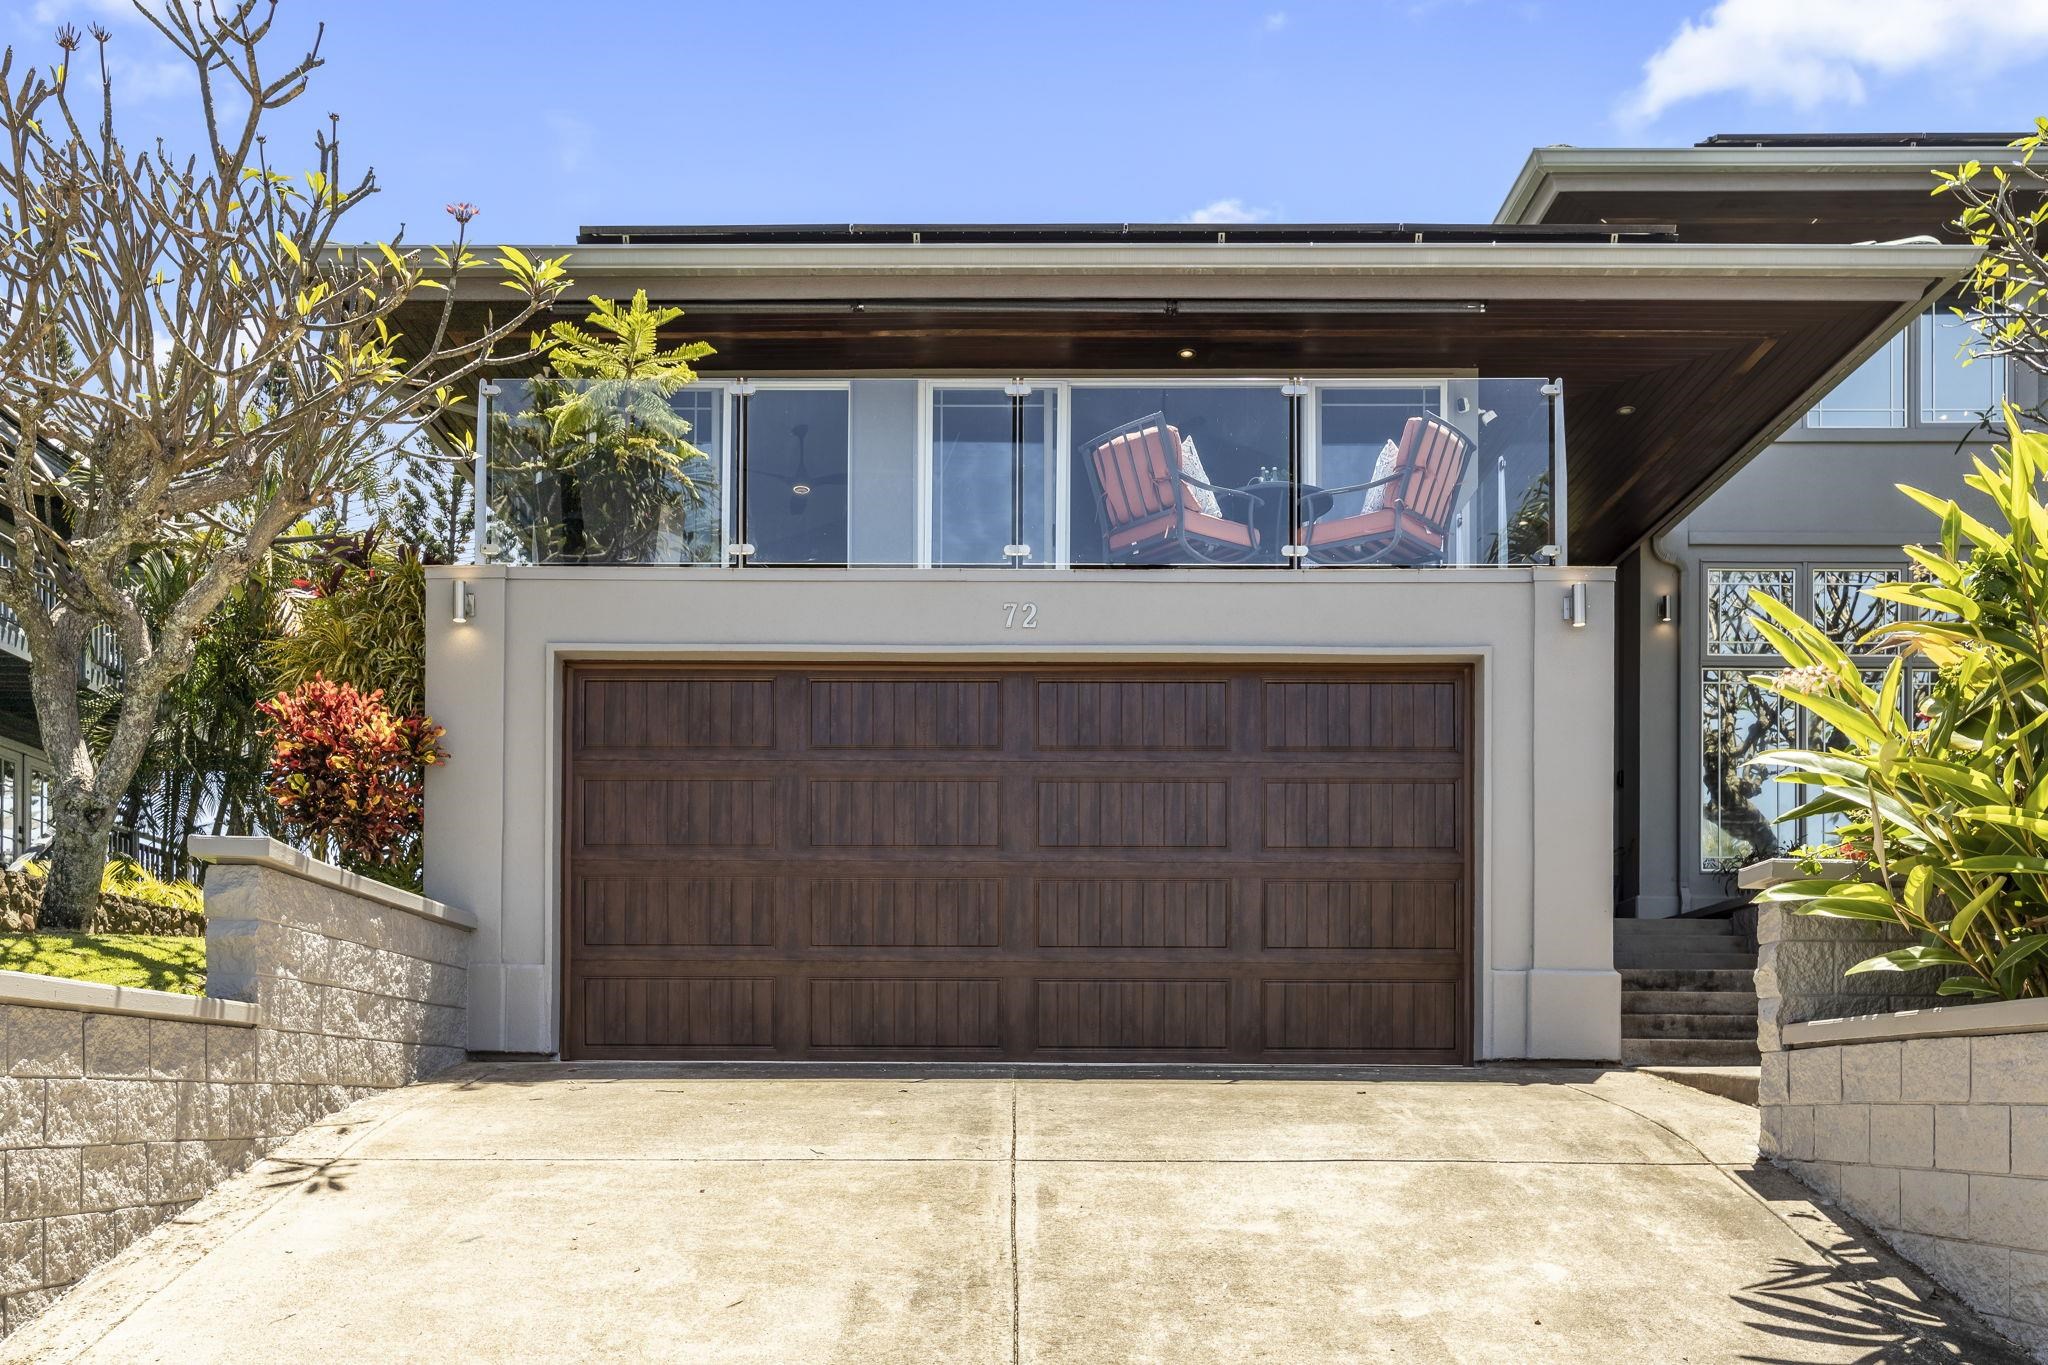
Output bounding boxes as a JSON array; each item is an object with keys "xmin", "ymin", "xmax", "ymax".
[
  {"xmin": 1749, "ymin": 405, "xmax": 2048, "ymax": 1000},
  {"xmin": 258, "ymin": 676, "xmax": 446, "ymax": 877}
]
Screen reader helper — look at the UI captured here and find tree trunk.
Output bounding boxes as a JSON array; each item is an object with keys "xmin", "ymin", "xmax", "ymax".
[{"xmin": 38, "ymin": 814, "xmax": 111, "ymax": 931}]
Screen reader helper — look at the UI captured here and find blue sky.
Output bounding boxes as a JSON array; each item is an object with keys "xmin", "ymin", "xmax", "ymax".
[{"xmin": 8, "ymin": 0, "xmax": 2048, "ymax": 242}]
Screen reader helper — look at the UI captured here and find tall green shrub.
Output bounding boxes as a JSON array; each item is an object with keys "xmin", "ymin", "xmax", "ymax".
[{"xmin": 1753, "ymin": 408, "xmax": 2048, "ymax": 999}]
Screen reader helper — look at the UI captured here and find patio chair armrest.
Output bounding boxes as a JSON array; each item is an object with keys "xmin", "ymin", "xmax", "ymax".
[
  {"xmin": 1313, "ymin": 470, "xmax": 1404, "ymax": 500},
  {"xmin": 1157, "ymin": 472, "xmax": 1267, "ymax": 510}
]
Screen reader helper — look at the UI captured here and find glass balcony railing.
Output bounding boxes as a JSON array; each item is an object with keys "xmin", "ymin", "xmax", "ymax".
[{"xmin": 478, "ymin": 376, "xmax": 1564, "ymax": 569}]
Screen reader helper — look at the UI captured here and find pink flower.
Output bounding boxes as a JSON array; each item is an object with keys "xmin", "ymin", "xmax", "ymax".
[{"xmin": 444, "ymin": 202, "xmax": 479, "ymax": 224}]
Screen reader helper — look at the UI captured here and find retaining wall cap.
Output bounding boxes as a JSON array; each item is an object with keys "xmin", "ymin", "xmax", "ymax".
[
  {"xmin": 1783, "ymin": 995, "xmax": 2048, "ymax": 1048},
  {"xmin": 1737, "ymin": 858, "xmax": 1871, "ymax": 891},
  {"xmin": 0, "ymin": 967, "xmax": 257, "ymax": 1025},
  {"xmin": 187, "ymin": 836, "xmax": 477, "ymax": 931}
]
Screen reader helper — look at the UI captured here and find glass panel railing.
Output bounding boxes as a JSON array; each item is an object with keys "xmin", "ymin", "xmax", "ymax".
[
  {"xmin": 475, "ymin": 374, "xmax": 1563, "ymax": 569},
  {"xmin": 932, "ymin": 386, "xmax": 1056, "ymax": 566},
  {"xmin": 482, "ymin": 377, "xmax": 724, "ymax": 565},
  {"xmin": 1068, "ymin": 384, "xmax": 1292, "ymax": 566},
  {"xmin": 1303, "ymin": 377, "xmax": 1558, "ymax": 568}
]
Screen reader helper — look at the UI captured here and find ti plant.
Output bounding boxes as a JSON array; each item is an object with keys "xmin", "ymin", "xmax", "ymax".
[{"xmin": 1751, "ymin": 406, "xmax": 2048, "ymax": 1000}]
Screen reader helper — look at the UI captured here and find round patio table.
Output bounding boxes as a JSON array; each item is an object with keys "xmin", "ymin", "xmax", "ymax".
[{"xmin": 1232, "ymin": 480, "xmax": 1334, "ymax": 563}]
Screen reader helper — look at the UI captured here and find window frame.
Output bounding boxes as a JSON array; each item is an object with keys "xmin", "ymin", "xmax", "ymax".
[{"xmin": 1797, "ymin": 304, "xmax": 2009, "ymax": 439}]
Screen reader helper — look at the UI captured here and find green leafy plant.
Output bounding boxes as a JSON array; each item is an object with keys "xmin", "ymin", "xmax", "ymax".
[
  {"xmin": 1750, "ymin": 407, "xmax": 2048, "ymax": 999},
  {"xmin": 258, "ymin": 676, "xmax": 446, "ymax": 882},
  {"xmin": 19, "ymin": 856, "xmax": 203, "ymax": 916},
  {"xmin": 487, "ymin": 291, "xmax": 718, "ymax": 564},
  {"xmin": 268, "ymin": 532, "xmax": 428, "ymax": 720}
]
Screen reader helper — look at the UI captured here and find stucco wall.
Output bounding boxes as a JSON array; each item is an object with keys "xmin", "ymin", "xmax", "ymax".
[
  {"xmin": 0, "ymin": 839, "xmax": 472, "ymax": 1337},
  {"xmin": 423, "ymin": 565, "xmax": 1619, "ymax": 1061},
  {"xmin": 1754, "ymin": 897, "xmax": 2048, "ymax": 1360}
]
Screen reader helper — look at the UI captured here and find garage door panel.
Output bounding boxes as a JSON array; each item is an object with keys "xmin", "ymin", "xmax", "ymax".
[
  {"xmin": 564, "ymin": 663, "xmax": 1472, "ymax": 1063},
  {"xmin": 808, "ymin": 678, "xmax": 1004, "ymax": 750},
  {"xmin": 583, "ymin": 976, "xmax": 779, "ymax": 1050},
  {"xmin": 1033, "ymin": 879, "xmax": 1232, "ymax": 948},
  {"xmin": 1036, "ymin": 778, "xmax": 1230, "ymax": 849},
  {"xmin": 576, "ymin": 875, "xmax": 780, "ymax": 947},
  {"xmin": 1262, "ymin": 980, "xmax": 1459, "ymax": 1052},
  {"xmin": 807, "ymin": 778, "xmax": 1001, "ymax": 847},
  {"xmin": 809, "ymin": 978, "xmax": 1003, "ymax": 1050},
  {"xmin": 1034, "ymin": 979, "xmax": 1230, "ymax": 1051},
  {"xmin": 1262, "ymin": 779, "xmax": 1462, "ymax": 850},
  {"xmin": 1034, "ymin": 678, "xmax": 1231, "ymax": 750},
  {"xmin": 807, "ymin": 877, "xmax": 1002, "ymax": 947},
  {"xmin": 576, "ymin": 675, "xmax": 779, "ymax": 752},
  {"xmin": 578, "ymin": 777, "xmax": 778, "ymax": 850},
  {"xmin": 1261, "ymin": 678, "xmax": 1461, "ymax": 752},
  {"xmin": 1261, "ymin": 879, "xmax": 1464, "ymax": 951}
]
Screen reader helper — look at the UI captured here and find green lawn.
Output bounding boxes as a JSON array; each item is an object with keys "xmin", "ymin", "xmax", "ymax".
[{"xmin": 0, "ymin": 934, "xmax": 205, "ymax": 994}]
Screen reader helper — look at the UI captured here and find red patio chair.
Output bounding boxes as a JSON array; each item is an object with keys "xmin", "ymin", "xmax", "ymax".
[
  {"xmin": 1302, "ymin": 416, "xmax": 1471, "ymax": 566},
  {"xmin": 1080, "ymin": 413, "xmax": 1264, "ymax": 565}
]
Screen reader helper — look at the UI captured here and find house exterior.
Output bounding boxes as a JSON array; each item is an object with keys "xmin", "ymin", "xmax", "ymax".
[
  {"xmin": 1497, "ymin": 134, "xmax": 2030, "ymax": 921},
  {"xmin": 420, "ymin": 138, "xmax": 1986, "ymax": 1064}
]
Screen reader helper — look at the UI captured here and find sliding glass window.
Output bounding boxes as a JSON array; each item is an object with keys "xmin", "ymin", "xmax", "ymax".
[{"xmin": 931, "ymin": 386, "xmax": 1056, "ymax": 566}]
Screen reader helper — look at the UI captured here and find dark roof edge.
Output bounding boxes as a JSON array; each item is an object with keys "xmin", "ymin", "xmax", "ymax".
[
  {"xmin": 574, "ymin": 222, "xmax": 1678, "ymax": 247},
  {"xmin": 1697, "ymin": 132, "xmax": 2026, "ymax": 148}
]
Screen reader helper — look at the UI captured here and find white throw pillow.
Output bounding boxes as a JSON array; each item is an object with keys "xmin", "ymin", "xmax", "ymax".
[
  {"xmin": 1178, "ymin": 434, "xmax": 1224, "ymax": 519},
  {"xmin": 1357, "ymin": 439, "xmax": 1403, "ymax": 514}
]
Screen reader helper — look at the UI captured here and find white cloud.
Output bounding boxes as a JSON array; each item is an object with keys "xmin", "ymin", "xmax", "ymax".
[
  {"xmin": 1621, "ymin": 0, "xmax": 2048, "ymax": 124},
  {"xmin": 1262, "ymin": 11, "xmax": 1288, "ymax": 31},
  {"xmin": 1184, "ymin": 198, "xmax": 1274, "ymax": 225}
]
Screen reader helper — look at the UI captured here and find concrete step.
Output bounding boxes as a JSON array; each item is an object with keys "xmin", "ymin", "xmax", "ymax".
[
  {"xmin": 1621, "ymin": 1038, "xmax": 1762, "ymax": 1066},
  {"xmin": 1620, "ymin": 967, "xmax": 1758, "ymax": 993},
  {"xmin": 1614, "ymin": 949, "xmax": 1759, "ymax": 971},
  {"xmin": 1615, "ymin": 919, "xmax": 1741, "ymax": 937},
  {"xmin": 1639, "ymin": 1065, "xmax": 1761, "ymax": 1106},
  {"xmin": 1623, "ymin": 989, "xmax": 1759, "ymax": 1016},
  {"xmin": 1620, "ymin": 1012, "xmax": 1758, "ymax": 1041}
]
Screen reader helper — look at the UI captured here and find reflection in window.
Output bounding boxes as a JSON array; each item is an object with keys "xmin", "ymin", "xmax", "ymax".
[
  {"xmin": 28, "ymin": 769, "xmax": 49, "ymax": 850},
  {"xmin": 1706, "ymin": 568, "xmax": 1796, "ymax": 655},
  {"xmin": 1701, "ymin": 669, "xmax": 1798, "ymax": 872},
  {"xmin": 1921, "ymin": 310, "xmax": 2005, "ymax": 424},
  {"xmin": 1068, "ymin": 386, "xmax": 1288, "ymax": 566},
  {"xmin": 1805, "ymin": 667, "xmax": 1890, "ymax": 848},
  {"xmin": 931, "ymin": 388, "xmax": 1055, "ymax": 566},
  {"xmin": 1316, "ymin": 387, "xmax": 1441, "ymax": 517},
  {"xmin": 0, "ymin": 757, "xmax": 16, "ymax": 862},
  {"xmin": 1811, "ymin": 569, "xmax": 1904, "ymax": 648},
  {"xmin": 485, "ymin": 379, "xmax": 722, "ymax": 565},
  {"xmin": 744, "ymin": 389, "xmax": 850, "ymax": 566},
  {"xmin": 1807, "ymin": 333, "xmax": 1906, "ymax": 429}
]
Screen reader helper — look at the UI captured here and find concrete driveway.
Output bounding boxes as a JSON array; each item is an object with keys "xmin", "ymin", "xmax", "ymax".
[{"xmin": 1, "ymin": 1064, "xmax": 2021, "ymax": 1363}]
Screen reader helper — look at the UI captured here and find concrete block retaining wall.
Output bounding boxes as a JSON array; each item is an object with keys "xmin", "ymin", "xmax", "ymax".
[
  {"xmin": 1746, "ymin": 862, "xmax": 2048, "ymax": 1359},
  {"xmin": 0, "ymin": 838, "xmax": 472, "ymax": 1336}
]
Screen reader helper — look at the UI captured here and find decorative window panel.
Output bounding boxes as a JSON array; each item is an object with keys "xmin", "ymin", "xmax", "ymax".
[{"xmin": 1706, "ymin": 568, "xmax": 1796, "ymax": 656}]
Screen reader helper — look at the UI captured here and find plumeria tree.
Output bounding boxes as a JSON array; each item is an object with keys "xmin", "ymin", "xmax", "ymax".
[{"xmin": 0, "ymin": 4, "xmax": 569, "ymax": 924}]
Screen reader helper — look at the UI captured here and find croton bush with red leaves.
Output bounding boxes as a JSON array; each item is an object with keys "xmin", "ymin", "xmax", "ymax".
[{"xmin": 258, "ymin": 675, "xmax": 447, "ymax": 876}]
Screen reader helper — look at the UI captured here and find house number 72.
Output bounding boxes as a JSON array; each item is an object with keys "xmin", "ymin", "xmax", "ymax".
[{"xmin": 1002, "ymin": 602, "xmax": 1039, "ymax": 629}]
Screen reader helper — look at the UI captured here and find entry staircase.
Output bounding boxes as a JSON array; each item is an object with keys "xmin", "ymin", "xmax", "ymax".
[{"xmin": 1616, "ymin": 917, "xmax": 1760, "ymax": 1067}]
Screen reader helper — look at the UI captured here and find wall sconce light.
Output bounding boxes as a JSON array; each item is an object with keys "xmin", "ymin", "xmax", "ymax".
[
  {"xmin": 1563, "ymin": 581, "xmax": 1589, "ymax": 629},
  {"xmin": 1656, "ymin": 594, "xmax": 1674, "ymax": 625},
  {"xmin": 452, "ymin": 580, "xmax": 475, "ymax": 625}
]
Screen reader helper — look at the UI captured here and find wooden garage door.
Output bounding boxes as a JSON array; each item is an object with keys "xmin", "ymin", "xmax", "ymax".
[{"xmin": 562, "ymin": 663, "xmax": 1471, "ymax": 1062}]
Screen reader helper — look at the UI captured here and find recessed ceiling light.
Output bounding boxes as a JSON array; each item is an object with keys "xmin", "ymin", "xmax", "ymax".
[
  {"xmin": 1615, "ymin": 404, "xmax": 1637, "ymax": 416},
  {"xmin": 1177, "ymin": 347, "xmax": 1196, "ymax": 360}
]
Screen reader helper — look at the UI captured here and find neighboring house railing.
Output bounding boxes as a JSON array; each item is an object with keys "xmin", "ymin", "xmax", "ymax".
[{"xmin": 475, "ymin": 374, "xmax": 1567, "ymax": 571}]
